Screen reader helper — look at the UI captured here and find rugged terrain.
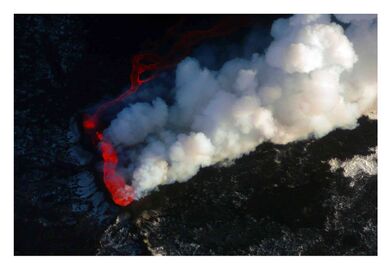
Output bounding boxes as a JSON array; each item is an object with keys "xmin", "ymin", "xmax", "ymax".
[{"xmin": 14, "ymin": 15, "xmax": 377, "ymax": 255}]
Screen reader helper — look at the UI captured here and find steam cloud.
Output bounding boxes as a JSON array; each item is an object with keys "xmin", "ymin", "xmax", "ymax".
[{"xmin": 103, "ymin": 14, "xmax": 377, "ymax": 199}]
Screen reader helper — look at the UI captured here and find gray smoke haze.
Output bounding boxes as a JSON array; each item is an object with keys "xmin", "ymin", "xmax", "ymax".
[{"xmin": 103, "ymin": 14, "xmax": 377, "ymax": 199}]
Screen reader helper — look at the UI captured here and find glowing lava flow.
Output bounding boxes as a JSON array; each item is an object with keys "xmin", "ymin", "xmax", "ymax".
[
  {"xmin": 97, "ymin": 132, "xmax": 134, "ymax": 206},
  {"xmin": 83, "ymin": 17, "xmax": 250, "ymax": 131},
  {"xmin": 84, "ymin": 17, "xmax": 251, "ymax": 206}
]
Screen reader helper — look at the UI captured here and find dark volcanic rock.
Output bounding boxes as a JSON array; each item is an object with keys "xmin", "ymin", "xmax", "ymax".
[
  {"xmin": 14, "ymin": 15, "xmax": 121, "ymax": 255},
  {"xmin": 14, "ymin": 15, "xmax": 377, "ymax": 255},
  {"xmin": 125, "ymin": 117, "xmax": 377, "ymax": 255}
]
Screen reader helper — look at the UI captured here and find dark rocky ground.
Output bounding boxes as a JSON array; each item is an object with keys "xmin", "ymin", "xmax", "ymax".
[{"xmin": 14, "ymin": 15, "xmax": 377, "ymax": 255}]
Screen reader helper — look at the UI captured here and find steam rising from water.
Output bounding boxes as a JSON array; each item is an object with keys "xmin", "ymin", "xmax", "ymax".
[
  {"xmin": 329, "ymin": 147, "xmax": 377, "ymax": 187},
  {"xmin": 103, "ymin": 14, "xmax": 377, "ymax": 199}
]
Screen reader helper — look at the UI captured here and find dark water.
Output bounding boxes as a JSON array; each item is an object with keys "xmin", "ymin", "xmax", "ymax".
[{"xmin": 14, "ymin": 14, "xmax": 377, "ymax": 255}]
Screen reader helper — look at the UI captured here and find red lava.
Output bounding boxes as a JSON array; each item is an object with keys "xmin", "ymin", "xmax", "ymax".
[
  {"xmin": 98, "ymin": 133, "xmax": 134, "ymax": 206},
  {"xmin": 84, "ymin": 17, "xmax": 251, "ymax": 206}
]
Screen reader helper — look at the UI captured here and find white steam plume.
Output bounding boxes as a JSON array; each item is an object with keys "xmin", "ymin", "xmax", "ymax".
[{"xmin": 103, "ymin": 14, "xmax": 377, "ymax": 199}]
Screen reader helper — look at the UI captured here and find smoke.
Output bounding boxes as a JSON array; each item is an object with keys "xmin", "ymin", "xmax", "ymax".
[{"xmin": 103, "ymin": 14, "xmax": 377, "ymax": 199}]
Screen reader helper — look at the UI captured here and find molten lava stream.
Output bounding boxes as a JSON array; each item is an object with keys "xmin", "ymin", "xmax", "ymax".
[
  {"xmin": 84, "ymin": 17, "xmax": 251, "ymax": 207},
  {"xmin": 97, "ymin": 132, "xmax": 134, "ymax": 206}
]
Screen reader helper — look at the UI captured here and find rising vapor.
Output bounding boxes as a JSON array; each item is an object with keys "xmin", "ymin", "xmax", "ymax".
[{"xmin": 103, "ymin": 14, "xmax": 377, "ymax": 200}]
